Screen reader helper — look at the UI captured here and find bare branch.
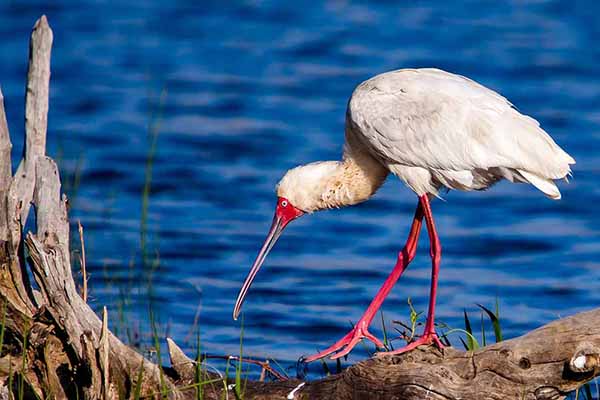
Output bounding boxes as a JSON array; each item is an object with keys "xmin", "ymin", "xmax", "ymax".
[
  {"xmin": 24, "ymin": 15, "xmax": 52, "ymax": 163},
  {"xmin": 11, "ymin": 15, "xmax": 53, "ymax": 225},
  {"xmin": 4, "ymin": 15, "xmax": 54, "ymax": 312}
]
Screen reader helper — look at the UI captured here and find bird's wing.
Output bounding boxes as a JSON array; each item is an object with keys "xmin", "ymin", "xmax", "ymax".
[{"xmin": 347, "ymin": 69, "xmax": 574, "ymax": 179}]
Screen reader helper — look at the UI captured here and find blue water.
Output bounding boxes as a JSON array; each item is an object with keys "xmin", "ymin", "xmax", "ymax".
[{"xmin": 1, "ymin": 0, "xmax": 599, "ymax": 379}]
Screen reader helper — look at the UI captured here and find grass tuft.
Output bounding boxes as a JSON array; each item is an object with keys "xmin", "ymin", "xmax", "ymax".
[{"xmin": 477, "ymin": 302, "xmax": 502, "ymax": 343}]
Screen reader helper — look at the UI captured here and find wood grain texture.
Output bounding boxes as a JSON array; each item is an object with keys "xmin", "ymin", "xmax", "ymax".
[
  {"xmin": 11, "ymin": 14, "xmax": 52, "ymax": 228},
  {"xmin": 3, "ymin": 15, "xmax": 54, "ymax": 314},
  {"xmin": 25, "ymin": 161, "xmax": 182, "ymax": 398},
  {"xmin": 274, "ymin": 308, "xmax": 600, "ymax": 399},
  {"xmin": 24, "ymin": 15, "xmax": 52, "ymax": 163},
  {"xmin": 0, "ymin": 88, "xmax": 12, "ymax": 242},
  {"xmin": 211, "ymin": 310, "xmax": 600, "ymax": 399}
]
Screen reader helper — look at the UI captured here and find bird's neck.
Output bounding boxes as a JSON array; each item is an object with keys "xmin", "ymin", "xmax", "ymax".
[{"xmin": 319, "ymin": 134, "xmax": 389, "ymax": 210}]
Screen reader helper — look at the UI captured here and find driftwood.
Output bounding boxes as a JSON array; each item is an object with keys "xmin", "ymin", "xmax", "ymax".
[{"xmin": 0, "ymin": 15, "xmax": 598, "ymax": 400}]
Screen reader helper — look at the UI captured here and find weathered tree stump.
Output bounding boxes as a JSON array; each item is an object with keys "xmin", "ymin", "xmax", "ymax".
[{"xmin": 0, "ymin": 15, "xmax": 597, "ymax": 400}]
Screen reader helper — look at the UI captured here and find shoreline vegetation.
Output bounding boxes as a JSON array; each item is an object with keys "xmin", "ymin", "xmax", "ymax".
[{"xmin": 0, "ymin": 15, "xmax": 597, "ymax": 400}]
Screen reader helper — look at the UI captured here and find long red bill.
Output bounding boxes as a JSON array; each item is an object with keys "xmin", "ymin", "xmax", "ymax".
[{"xmin": 233, "ymin": 197, "xmax": 303, "ymax": 320}]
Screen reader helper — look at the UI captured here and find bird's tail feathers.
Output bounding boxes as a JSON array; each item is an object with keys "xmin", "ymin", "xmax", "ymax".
[{"xmin": 517, "ymin": 169, "xmax": 561, "ymax": 200}]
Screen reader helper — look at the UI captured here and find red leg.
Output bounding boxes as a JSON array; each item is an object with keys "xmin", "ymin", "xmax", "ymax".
[
  {"xmin": 382, "ymin": 194, "xmax": 444, "ymax": 356},
  {"xmin": 303, "ymin": 203, "xmax": 424, "ymax": 362}
]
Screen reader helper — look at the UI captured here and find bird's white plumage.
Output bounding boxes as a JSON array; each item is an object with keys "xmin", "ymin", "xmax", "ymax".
[
  {"xmin": 346, "ymin": 68, "xmax": 575, "ymax": 197},
  {"xmin": 251, "ymin": 68, "xmax": 575, "ymax": 362},
  {"xmin": 276, "ymin": 68, "xmax": 575, "ymax": 211}
]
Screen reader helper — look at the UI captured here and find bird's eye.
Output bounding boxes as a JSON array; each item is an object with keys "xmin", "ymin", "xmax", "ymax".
[{"xmin": 281, "ymin": 200, "xmax": 288, "ymax": 207}]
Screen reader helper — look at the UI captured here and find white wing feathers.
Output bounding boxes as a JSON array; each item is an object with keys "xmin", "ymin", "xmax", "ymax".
[
  {"xmin": 347, "ymin": 69, "xmax": 575, "ymax": 198},
  {"xmin": 517, "ymin": 169, "xmax": 561, "ymax": 199}
]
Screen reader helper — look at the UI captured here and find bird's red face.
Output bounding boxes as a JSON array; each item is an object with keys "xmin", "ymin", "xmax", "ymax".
[{"xmin": 233, "ymin": 197, "xmax": 304, "ymax": 320}]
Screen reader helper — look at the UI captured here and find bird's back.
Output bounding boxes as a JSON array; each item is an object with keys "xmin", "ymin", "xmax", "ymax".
[{"xmin": 346, "ymin": 68, "xmax": 575, "ymax": 198}]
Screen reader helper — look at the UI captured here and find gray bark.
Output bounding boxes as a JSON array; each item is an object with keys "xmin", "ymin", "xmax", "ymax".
[
  {"xmin": 0, "ymin": 88, "xmax": 12, "ymax": 242},
  {"xmin": 14, "ymin": 14, "xmax": 52, "ymax": 225}
]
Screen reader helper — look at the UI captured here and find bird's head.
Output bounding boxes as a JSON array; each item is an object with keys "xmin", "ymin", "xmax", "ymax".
[
  {"xmin": 276, "ymin": 161, "xmax": 342, "ymax": 212},
  {"xmin": 232, "ymin": 162, "xmax": 339, "ymax": 320}
]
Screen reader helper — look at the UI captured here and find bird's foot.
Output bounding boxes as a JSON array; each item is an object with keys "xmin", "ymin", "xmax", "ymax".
[
  {"xmin": 302, "ymin": 321, "xmax": 384, "ymax": 363},
  {"xmin": 376, "ymin": 329, "xmax": 444, "ymax": 357}
]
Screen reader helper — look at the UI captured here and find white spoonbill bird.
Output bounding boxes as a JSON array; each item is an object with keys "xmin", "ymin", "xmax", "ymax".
[{"xmin": 233, "ymin": 68, "xmax": 575, "ymax": 362}]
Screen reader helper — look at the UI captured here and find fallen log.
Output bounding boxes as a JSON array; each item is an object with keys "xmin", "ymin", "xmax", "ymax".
[
  {"xmin": 0, "ymin": 15, "xmax": 597, "ymax": 400},
  {"xmin": 241, "ymin": 309, "xmax": 600, "ymax": 399}
]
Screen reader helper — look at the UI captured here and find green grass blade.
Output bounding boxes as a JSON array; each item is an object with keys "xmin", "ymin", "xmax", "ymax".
[
  {"xmin": 19, "ymin": 329, "xmax": 28, "ymax": 400},
  {"xmin": 149, "ymin": 309, "xmax": 167, "ymax": 399},
  {"xmin": 269, "ymin": 358, "xmax": 289, "ymax": 379},
  {"xmin": 0, "ymin": 299, "xmax": 7, "ymax": 356},
  {"xmin": 223, "ymin": 357, "xmax": 231, "ymax": 400},
  {"xmin": 380, "ymin": 311, "xmax": 391, "ymax": 351},
  {"xmin": 195, "ymin": 332, "xmax": 202, "ymax": 400},
  {"xmin": 480, "ymin": 312, "xmax": 486, "ymax": 347},
  {"xmin": 463, "ymin": 310, "xmax": 477, "ymax": 351},
  {"xmin": 319, "ymin": 357, "xmax": 331, "ymax": 376},
  {"xmin": 584, "ymin": 382, "xmax": 593, "ymax": 400},
  {"xmin": 446, "ymin": 328, "xmax": 480, "ymax": 350},
  {"xmin": 133, "ymin": 358, "xmax": 144, "ymax": 400},
  {"xmin": 438, "ymin": 331, "xmax": 451, "ymax": 347},
  {"xmin": 477, "ymin": 303, "xmax": 503, "ymax": 343},
  {"xmin": 140, "ymin": 87, "xmax": 167, "ymax": 268},
  {"xmin": 235, "ymin": 315, "xmax": 244, "ymax": 399},
  {"xmin": 8, "ymin": 356, "xmax": 13, "ymax": 400},
  {"xmin": 407, "ymin": 297, "xmax": 423, "ymax": 341}
]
